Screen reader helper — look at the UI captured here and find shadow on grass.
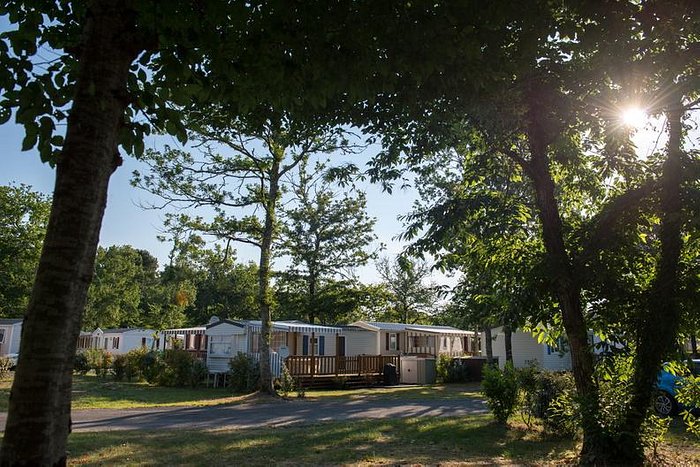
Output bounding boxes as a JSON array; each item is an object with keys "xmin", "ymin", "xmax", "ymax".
[
  {"xmin": 69, "ymin": 375, "xmax": 234, "ymax": 409},
  {"xmin": 67, "ymin": 416, "xmax": 579, "ymax": 466}
]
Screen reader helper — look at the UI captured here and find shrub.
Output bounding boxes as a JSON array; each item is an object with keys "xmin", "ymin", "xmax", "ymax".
[
  {"xmin": 482, "ymin": 363, "xmax": 519, "ymax": 424},
  {"xmin": 83, "ymin": 348, "xmax": 112, "ymax": 377},
  {"xmin": 112, "ymin": 354, "xmax": 128, "ymax": 381},
  {"xmin": 436, "ymin": 354, "xmax": 453, "ymax": 382},
  {"xmin": 123, "ymin": 347, "xmax": 149, "ymax": 382},
  {"xmin": 229, "ymin": 352, "xmax": 260, "ymax": 394},
  {"xmin": 0, "ymin": 357, "xmax": 13, "ymax": 379},
  {"xmin": 158, "ymin": 349, "xmax": 198, "ymax": 387},
  {"xmin": 436, "ymin": 355, "xmax": 471, "ymax": 383},
  {"xmin": 276, "ymin": 364, "xmax": 295, "ymax": 397},
  {"xmin": 190, "ymin": 359, "xmax": 208, "ymax": 388},
  {"xmin": 74, "ymin": 353, "xmax": 90, "ymax": 375},
  {"xmin": 141, "ymin": 351, "xmax": 165, "ymax": 384}
]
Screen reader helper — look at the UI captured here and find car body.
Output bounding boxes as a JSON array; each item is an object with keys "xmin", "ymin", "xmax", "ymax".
[{"xmin": 655, "ymin": 359, "xmax": 700, "ymax": 416}]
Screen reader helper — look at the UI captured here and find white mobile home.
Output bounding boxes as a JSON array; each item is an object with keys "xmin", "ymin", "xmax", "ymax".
[
  {"xmin": 0, "ymin": 319, "xmax": 22, "ymax": 357},
  {"xmin": 349, "ymin": 321, "xmax": 478, "ymax": 357},
  {"xmin": 77, "ymin": 327, "xmax": 156, "ymax": 355},
  {"xmin": 485, "ymin": 326, "xmax": 572, "ymax": 371}
]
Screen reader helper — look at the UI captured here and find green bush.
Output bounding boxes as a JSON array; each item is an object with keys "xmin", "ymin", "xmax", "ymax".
[
  {"xmin": 158, "ymin": 349, "xmax": 199, "ymax": 387},
  {"xmin": 0, "ymin": 357, "xmax": 13, "ymax": 378},
  {"xmin": 74, "ymin": 352, "xmax": 90, "ymax": 375},
  {"xmin": 112, "ymin": 354, "xmax": 128, "ymax": 381},
  {"xmin": 482, "ymin": 363, "xmax": 520, "ymax": 424},
  {"xmin": 436, "ymin": 355, "xmax": 471, "ymax": 383},
  {"xmin": 436, "ymin": 354, "xmax": 452, "ymax": 382},
  {"xmin": 190, "ymin": 359, "xmax": 208, "ymax": 388},
  {"xmin": 276, "ymin": 365, "xmax": 295, "ymax": 397},
  {"xmin": 83, "ymin": 349, "xmax": 112, "ymax": 377},
  {"xmin": 229, "ymin": 352, "xmax": 260, "ymax": 394},
  {"xmin": 141, "ymin": 351, "xmax": 165, "ymax": 384}
]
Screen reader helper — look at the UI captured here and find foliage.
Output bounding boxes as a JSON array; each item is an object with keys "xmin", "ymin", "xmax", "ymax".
[
  {"xmin": 156, "ymin": 349, "xmax": 205, "ymax": 388},
  {"xmin": 436, "ymin": 355, "xmax": 470, "ymax": 384},
  {"xmin": 279, "ymin": 160, "xmax": 378, "ymax": 324},
  {"xmin": 229, "ymin": 353, "xmax": 260, "ymax": 394},
  {"xmin": 112, "ymin": 354, "xmax": 128, "ymax": 382},
  {"xmin": 375, "ymin": 256, "xmax": 440, "ymax": 324},
  {"xmin": 0, "ymin": 184, "xmax": 51, "ymax": 316},
  {"xmin": 0, "ymin": 357, "xmax": 12, "ymax": 379},
  {"xmin": 73, "ymin": 353, "xmax": 90, "ymax": 375},
  {"xmin": 276, "ymin": 365, "xmax": 295, "ymax": 398},
  {"xmin": 481, "ymin": 363, "xmax": 520, "ymax": 424},
  {"xmin": 82, "ymin": 349, "xmax": 113, "ymax": 378},
  {"xmin": 546, "ymin": 391, "xmax": 581, "ymax": 439},
  {"xmin": 674, "ymin": 369, "xmax": 700, "ymax": 437}
]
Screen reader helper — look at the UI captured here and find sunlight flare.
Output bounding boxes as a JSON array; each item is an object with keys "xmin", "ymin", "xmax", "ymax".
[{"xmin": 620, "ymin": 106, "xmax": 647, "ymax": 128}]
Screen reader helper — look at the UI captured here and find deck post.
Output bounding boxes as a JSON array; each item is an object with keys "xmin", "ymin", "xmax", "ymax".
[{"xmin": 310, "ymin": 331, "xmax": 315, "ymax": 378}]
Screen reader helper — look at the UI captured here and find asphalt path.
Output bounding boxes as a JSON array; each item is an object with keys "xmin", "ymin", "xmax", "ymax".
[{"xmin": 0, "ymin": 397, "xmax": 489, "ymax": 433}]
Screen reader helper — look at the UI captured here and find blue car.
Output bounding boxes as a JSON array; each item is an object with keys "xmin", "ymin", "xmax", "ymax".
[{"xmin": 655, "ymin": 359, "xmax": 700, "ymax": 416}]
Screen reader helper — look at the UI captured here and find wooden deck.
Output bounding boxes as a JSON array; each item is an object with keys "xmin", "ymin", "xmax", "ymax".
[{"xmin": 285, "ymin": 355, "xmax": 400, "ymax": 378}]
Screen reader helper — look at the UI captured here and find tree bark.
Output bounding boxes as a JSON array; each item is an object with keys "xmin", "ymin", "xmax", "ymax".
[
  {"xmin": 524, "ymin": 106, "xmax": 599, "ymax": 462},
  {"xmin": 484, "ymin": 326, "xmax": 494, "ymax": 362},
  {"xmin": 691, "ymin": 335, "xmax": 698, "ymax": 358},
  {"xmin": 503, "ymin": 325, "xmax": 513, "ymax": 364},
  {"xmin": 258, "ymin": 159, "xmax": 282, "ymax": 394},
  {"xmin": 0, "ymin": 2, "xmax": 142, "ymax": 464},
  {"xmin": 616, "ymin": 94, "xmax": 685, "ymax": 464}
]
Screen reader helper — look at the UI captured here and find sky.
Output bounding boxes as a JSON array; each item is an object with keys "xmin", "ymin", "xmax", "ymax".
[{"xmin": 0, "ymin": 121, "xmax": 433, "ymax": 284}]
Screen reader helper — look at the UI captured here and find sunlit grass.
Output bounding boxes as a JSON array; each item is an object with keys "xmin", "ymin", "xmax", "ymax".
[
  {"xmin": 305, "ymin": 382, "xmax": 483, "ymax": 400},
  {"xmin": 0, "ymin": 374, "xmax": 240, "ymax": 411},
  {"xmin": 66, "ymin": 415, "xmax": 585, "ymax": 466}
]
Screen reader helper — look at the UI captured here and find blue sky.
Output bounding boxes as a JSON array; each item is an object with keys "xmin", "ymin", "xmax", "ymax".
[{"xmin": 0, "ymin": 120, "xmax": 423, "ymax": 284}]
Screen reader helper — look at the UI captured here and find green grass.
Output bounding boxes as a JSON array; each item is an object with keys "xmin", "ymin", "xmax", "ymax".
[
  {"xmin": 0, "ymin": 373, "xmax": 481, "ymax": 411},
  {"xmin": 66, "ymin": 415, "xmax": 582, "ymax": 466},
  {"xmin": 0, "ymin": 374, "xmax": 243, "ymax": 411},
  {"xmin": 305, "ymin": 382, "xmax": 483, "ymax": 401}
]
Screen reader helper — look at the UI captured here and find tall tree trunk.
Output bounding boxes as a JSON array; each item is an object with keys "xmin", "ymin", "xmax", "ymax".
[
  {"xmin": 0, "ymin": 2, "xmax": 142, "ymax": 464},
  {"xmin": 484, "ymin": 326, "xmax": 494, "ymax": 362},
  {"xmin": 525, "ymin": 109, "xmax": 599, "ymax": 462},
  {"xmin": 616, "ymin": 94, "xmax": 685, "ymax": 464},
  {"xmin": 691, "ymin": 335, "xmax": 698, "ymax": 358},
  {"xmin": 308, "ymin": 269, "xmax": 317, "ymax": 324},
  {"xmin": 258, "ymin": 163, "xmax": 282, "ymax": 394},
  {"xmin": 503, "ymin": 325, "xmax": 513, "ymax": 364}
]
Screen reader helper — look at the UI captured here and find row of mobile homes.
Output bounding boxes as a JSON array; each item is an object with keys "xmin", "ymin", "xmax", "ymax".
[{"xmin": 202, "ymin": 318, "xmax": 478, "ymax": 384}]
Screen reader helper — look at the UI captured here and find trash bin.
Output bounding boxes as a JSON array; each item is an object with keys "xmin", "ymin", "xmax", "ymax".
[{"xmin": 383, "ymin": 363, "xmax": 399, "ymax": 385}]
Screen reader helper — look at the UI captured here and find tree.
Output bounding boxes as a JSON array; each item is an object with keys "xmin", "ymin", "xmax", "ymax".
[
  {"xmin": 279, "ymin": 160, "xmax": 378, "ymax": 324},
  {"xmin": 135, "ymin": 116, "xmax": 357, "ymax": 393},
  {"xmin": 83, "ymin": 246, "xmax": 145, "ymax": 330},
  {"xmin": 0, "ymin": 184, "xmax": 50, "ymax": 317},
  {"xmin": 359, "ymin": 2, "xmax": 699, "ymax": 463},
  {"xmin": 375, "ymin": 256, "xmax": 440, "ymax": 324}
]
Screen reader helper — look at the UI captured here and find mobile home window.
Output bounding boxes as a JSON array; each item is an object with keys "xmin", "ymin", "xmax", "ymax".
[
  {"xmin": 112, "ymin": 337, "xmax": 120, "ymax": 349},
  {"xmin": 0, "ymin": 329, "xmax": 5, "ymax": 344},
  {"xmin": 389, "ymin": 333, "xmax": 398, "ymax": 351}
]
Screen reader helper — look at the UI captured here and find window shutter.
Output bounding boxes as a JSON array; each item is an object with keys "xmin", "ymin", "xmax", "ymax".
[
  {"xmin": 302, "ymin": 335, "xmax": 309, "ymax": 356},
  {"xmin": 385, "ymin": 333, "xmax": 389, "ymax": 351},
  {"xmin": 319, "ymin": 336, "xmax": 325, "ymax": 356},
  {"xmin": 396, "ymin": 334, "xmax": 400, "ymax": 351}
]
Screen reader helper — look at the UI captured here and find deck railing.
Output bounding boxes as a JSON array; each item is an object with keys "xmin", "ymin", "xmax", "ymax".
[{"xmin": 285, "ymin": 355, "xmax": 400, "ymax": 377}]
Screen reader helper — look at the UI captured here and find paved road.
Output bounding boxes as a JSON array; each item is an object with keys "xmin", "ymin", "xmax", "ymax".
[{"xmin": 0, "ymin": 397, "xmax": 488, "ymax": 432}]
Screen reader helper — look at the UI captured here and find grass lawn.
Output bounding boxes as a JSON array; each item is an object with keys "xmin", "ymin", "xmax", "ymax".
[
  {"xmin": 65, "ymin": 416, "xmax": 699, "ymax": 466},
  {"xmin": 0, "ymin": 373, "xmax": 482, "ymax": 411},
  {"xmin": 305, "ymin": 382, "xmax": 483, "ymax": 401},
  {"xmin": 0, "ymin": 374, "xmax": 241, "ymax": 411}
]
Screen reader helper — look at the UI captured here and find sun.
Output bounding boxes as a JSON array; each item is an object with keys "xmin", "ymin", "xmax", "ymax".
[{"xmin": 620, "ymin": 106, "xmax": 647, "ymax": 129}]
